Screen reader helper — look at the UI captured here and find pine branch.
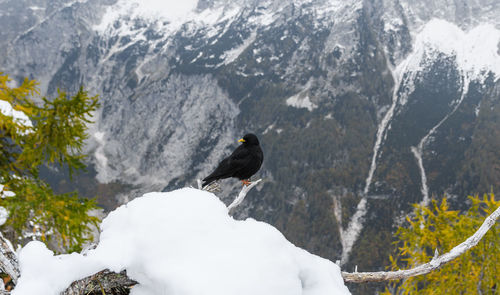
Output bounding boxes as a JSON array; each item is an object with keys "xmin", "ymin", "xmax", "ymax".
[{"xmin": 341, "ymin": 204, "xmax": 500, "ymax": 283}]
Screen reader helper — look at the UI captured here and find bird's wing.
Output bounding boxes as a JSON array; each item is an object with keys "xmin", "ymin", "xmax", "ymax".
[
  {"xmin": 229, "ymin": 144, "xmax": 251, "ymax": 162},
  {"xmin": 219, "ymin": 146, "xmax": 252, "ymax": 174},
  {"xmin": 203, "ymin": 146, "xmax": 251, "ymax": 182}
]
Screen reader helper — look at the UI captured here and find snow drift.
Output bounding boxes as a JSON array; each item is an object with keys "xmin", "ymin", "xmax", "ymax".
[{"xmin": 13, "ymin": 188, "xmax": 350, "ymax": 295}]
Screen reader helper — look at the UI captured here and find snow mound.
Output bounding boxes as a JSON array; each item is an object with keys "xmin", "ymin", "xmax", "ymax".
[{"xmin": 13, "ymin": 188, "xmax": 350, "ymax": 295}]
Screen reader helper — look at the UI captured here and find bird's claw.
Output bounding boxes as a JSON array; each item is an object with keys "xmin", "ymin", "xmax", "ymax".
[{"xmin": 241, "ymin": 179, "xmax": 252, "ymax": 186}]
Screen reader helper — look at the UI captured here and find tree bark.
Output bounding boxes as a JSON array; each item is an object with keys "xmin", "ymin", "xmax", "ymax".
[
  {"xmin": 0, "ymin": 233, "xmax": 19, "ymax": 285},
  {"xmin": 62, "ymin": 269, "xmax": 137, "ymax": 295}
]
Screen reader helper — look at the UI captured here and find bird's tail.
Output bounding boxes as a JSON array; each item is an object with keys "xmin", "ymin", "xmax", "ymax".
[
  {"xmin": 202, "ymin": 177, "xmax": 215, "ymax": 188},
  {"xmin": 201, "ymin": 179, "xmax": 221, "ymax": 193}
]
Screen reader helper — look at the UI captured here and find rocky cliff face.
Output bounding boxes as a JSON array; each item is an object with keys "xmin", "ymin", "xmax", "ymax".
[{"xmin": 1, "ymin": 0, "xmax": 500, "ymax": 292}]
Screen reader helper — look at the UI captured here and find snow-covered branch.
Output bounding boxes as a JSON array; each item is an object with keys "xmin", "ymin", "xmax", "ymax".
[
  {"xmin": 227, "ymin": 179, "xmax": 262, "ymax": 212},
  {"xmin": 342, "ymin": 204, "xmax": 500, "ymax": 283}
]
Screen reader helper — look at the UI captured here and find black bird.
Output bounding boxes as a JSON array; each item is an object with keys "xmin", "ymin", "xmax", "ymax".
[{"xmin": 202, "ymin": 133, "xmax": 263, "ymax": 187}]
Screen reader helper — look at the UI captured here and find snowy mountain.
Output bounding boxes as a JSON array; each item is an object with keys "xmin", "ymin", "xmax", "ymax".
[{"xmin": 1, "ymin": 0, "xmax": 500, "ymax": 292}]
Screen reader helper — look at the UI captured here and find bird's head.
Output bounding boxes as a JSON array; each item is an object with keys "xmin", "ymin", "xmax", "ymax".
[{"xmin": 238, "ymin": 133, "xmax": 260, "ymax": 146}]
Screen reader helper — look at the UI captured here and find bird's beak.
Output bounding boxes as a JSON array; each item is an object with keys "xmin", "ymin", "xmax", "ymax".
[{"xmin": 238, "ymin": 138, "xmax": 245, "ymax": 143}]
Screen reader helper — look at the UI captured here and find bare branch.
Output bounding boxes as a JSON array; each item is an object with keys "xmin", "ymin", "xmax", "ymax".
[
  {"xmin": 227, "ymin": 179, "xmax": 262, "ymax": 213},
  {"xmin": 342, "ymin": 204, "xmax": 500, "ymax": 283},
  {"xmin": 61, "ymin": 269, "xmax": 137, "ymax": 295}
]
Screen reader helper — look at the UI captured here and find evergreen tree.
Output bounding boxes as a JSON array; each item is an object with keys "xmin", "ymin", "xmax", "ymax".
[
  {"xmin": 384, "ymin": 194, "xmax": 500, "ymax": 294},
  {"xmin": 0, "ymin": 73, "xmax": 100, "ymax": 252}
]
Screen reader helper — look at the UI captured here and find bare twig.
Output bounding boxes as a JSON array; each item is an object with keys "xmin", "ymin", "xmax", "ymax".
[
  {"xmin": 227, "ymin": 179, "xmax": 262, "ymax": 213},
  {"xmin": 342, "ymin": 205, "xmax": 500, "ymax": 283}
]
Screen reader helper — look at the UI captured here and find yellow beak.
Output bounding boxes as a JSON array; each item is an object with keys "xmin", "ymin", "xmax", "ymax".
[{"xmin": 238, "ymin": 138, "xmax": 245, "ymax": 143}]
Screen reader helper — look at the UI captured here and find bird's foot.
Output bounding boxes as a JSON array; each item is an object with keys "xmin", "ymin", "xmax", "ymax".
[{"xmin": 241, "ymin": 179, "xmax": 252, "ymax": 186}]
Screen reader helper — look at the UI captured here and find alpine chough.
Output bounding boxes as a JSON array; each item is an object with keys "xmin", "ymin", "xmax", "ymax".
[{"xmin": 202, "ymin": 133, "xmax": 263, "ymax": 187}]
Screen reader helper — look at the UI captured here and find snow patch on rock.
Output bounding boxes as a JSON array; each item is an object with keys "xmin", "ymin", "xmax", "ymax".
[
  {"xmin": 286, "ymin": 92, "xmax": 317, "ymax": 111},
  {"xmin": 408, "ymin": 19, "xmax": 500, "ymax": 82}
]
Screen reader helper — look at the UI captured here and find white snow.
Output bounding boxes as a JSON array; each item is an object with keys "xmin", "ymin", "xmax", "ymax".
[
  {"xmin": 339, "ymin": 198, "xmax": 367, "ymax": 265},
  {"xmin": 247, "ymin": 10, "xmax": 276, "ymax": 27},
  {"xmin": 475, "ymin": 102, "xmax": 481, "ymax": 116},
  {"xmin": 94, "ymin": 0, "xmax": 239, "ymax": 39},
  {"xmin": 0, "ymin": 100, "xmax": 32, "ymax": 128},
  {"xmin": 13, "ymin": 188, "xmax": 351, "ymax": 295},
  {"xmin": 0, "ymin": 183, "xmax": 15, "ymax": 199},
  {"xmin": 411, "ymin": 146, "xmax": 429, "ymax": 204},
  {"xmin": 286, "ymin": 92, "xmax": 317, "ymax": 111},
  {"xmin": 363, "ymin": 56, "xmax": 409, "ymax": 196},
  {"xmin": 93, "ymin": 131, "xmax": 109, "ymax": 182},
  {"xmin": 410, "ymin": 19, "xmax": 500, "ymax": 81},
  {"xmin": 263, "ymin": 123, "xmax": 275, "ymax": 134},
  {"xmin": 1, "ymin": 191, "xmax": 15, "ymax": 198},
  {"xmin": 95, "ymin": 0, "xmax": 198, "ymax": 32},
  {"xmin": 0, "ymin": 207, "xmax": 8, "ymax": 226},
  {"xmin": 0, "ymin": 183, "xmax": 13, "ymax": 227},
  {"xmin": 220, "ymin": 32, "xmax": 257, "ymax": 65},
  {"xmin": 383, "ymin": 17, "xmax": 404, "ymax": 32},
  {"xmin": 28, "ymin": 6, "xmax": 45, "ymax": 11},
  {"xmin": 191, "ymin": 51, "xmax": 204, "ymax": 63}
]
